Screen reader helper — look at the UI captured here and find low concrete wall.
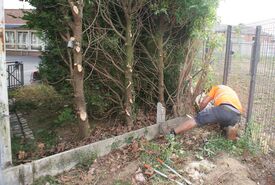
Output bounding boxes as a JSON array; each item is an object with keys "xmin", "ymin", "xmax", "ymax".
[
  {"xmin": 3, "ymin": 123, "xmax": 161, "ymax": 185},
  {"xmin": 3, "ymin": 116, "xmax": 186, "ymax": 185}
]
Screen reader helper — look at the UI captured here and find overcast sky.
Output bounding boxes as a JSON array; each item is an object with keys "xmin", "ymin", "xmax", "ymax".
[
  {"xmin": 4, "ymin": 0, "xmax": 275, "ymax": 25},
  {"xmin": 4, "ymin": 0, "xmax": 33, "ymax": 9},
  {"xmin": 217, "ymin": 0, "xmax": 275, "ymax": 25}
]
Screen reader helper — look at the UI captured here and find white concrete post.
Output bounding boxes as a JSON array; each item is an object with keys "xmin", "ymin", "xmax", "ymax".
[
  {"xmin": 157, "ymin": 102, "xmax": 166, "ymax": 124},
  {"xmin": 0, "ymin": 0, "xmax": 12, "ymax": 168}
]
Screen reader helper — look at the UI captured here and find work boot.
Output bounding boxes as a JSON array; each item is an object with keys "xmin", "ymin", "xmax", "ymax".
[{"xmin": 225, "ymin": 125, "xmax": 238, "ymax": 141}]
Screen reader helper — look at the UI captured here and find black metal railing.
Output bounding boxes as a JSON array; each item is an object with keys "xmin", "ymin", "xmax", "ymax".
[{"xmin": 6, "ymin": 61, "xmax": 24, "ymax": 89}]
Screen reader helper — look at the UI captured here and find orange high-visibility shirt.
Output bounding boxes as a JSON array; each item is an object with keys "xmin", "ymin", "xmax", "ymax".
[{"xmin": 208, "ymin": 85, "xmax": 243, "ymax": 113}]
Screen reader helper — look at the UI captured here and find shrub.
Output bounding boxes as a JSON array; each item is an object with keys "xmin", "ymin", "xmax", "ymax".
[
  {"xmin": 54, "ymin": 107, "xmax": 75, "ymax": 126},
  {"xmin": 12, "ymin": 84, "xmax": 61, "ymax": 110}
]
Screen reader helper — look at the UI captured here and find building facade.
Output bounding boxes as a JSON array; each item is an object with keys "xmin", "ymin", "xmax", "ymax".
[{"xmin": 5, "ymin": 9, "xmax": 44, "ymax": 56}]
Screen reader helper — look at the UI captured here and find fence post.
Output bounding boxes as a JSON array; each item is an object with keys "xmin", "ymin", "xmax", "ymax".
[
  {"xmin": 21, "ymin": 62, "xmax": 24, "ymax": 86},
  {"xmin": 223, "ymin": 25, "xmax": 232, "ymax": 85},
  {"xmin": 0, "ymin": 0, "xmax": 12, "ymax": 169},
  {"xmin": 246, "ymin": 26, "xmax": 261, "ymax": 123},
  {"xmin": 157, "ymin": 102, "xmax": 166, "ymax": 124}
]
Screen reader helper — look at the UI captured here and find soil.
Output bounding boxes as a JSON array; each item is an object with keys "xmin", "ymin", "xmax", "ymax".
[
  {"xmin": 204, "ymin": 156, "xmax": 256, "ymax": 185},
  {"xmin": 13, "ymin": 108, "xmax": 156, "ymax": 164},
  {"xmin": 52, "ymin": 127, "xmax": 275, "ymax": 185}
]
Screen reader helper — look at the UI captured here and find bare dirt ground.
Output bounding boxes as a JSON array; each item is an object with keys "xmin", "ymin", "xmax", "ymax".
[
  {"xmin": 13, "ymin": 109, "xmax": 156, "ymax": 165},
  {"xmin": 47, "ymin": 126, "xmax": 275, "ymax": 185}
]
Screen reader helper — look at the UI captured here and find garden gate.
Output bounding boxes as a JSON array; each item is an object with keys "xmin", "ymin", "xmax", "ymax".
[{"xmin": 6, "ymin": 61, "xmax": 24, "ymax": 89}]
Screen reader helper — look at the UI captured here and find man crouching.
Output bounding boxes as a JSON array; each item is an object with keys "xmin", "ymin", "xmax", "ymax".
[{"xmin": 170, "ymin": 85, "xmax": 243, "ymax": 141}]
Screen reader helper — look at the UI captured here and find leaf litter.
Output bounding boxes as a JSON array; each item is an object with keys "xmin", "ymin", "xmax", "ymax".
[{"xmin": 46, "ymin": 125, "xmax": 275, "ymax": 185}]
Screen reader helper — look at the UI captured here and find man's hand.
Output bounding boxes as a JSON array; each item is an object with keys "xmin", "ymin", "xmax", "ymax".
[{"xmin": 199, "ymin": 95, "xmax": 212, "ymax": 111}]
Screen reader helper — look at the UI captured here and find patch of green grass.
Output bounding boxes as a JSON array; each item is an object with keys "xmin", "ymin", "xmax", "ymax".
[
  {"xmin": 139, "ymin": 136, "xmax": 187, "ymax": 185},
  {"xmin": 200, "ymin": 124, "xmax": 260, "ymax": 157},
  {"xmin": 140, "ymin": 135, "xmax": 187, "ymax": 179},
  {"xmin": 35, "ymin": 128, "xmax": 58, "ymax": 149},
  {"xmin": 199, "ymin": 135, "xmax": 237, "ymax": 157},
  {"xmin": 32, "ymin": 175, "xmax": 60, "ymax": 185},
  {"xmin": 11, "ymin": 137, "xmax": 37, "ymax": 161}
]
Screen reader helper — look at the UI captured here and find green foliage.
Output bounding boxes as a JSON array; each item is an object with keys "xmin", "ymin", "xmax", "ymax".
[
  {"xmin": 140, "ymin": 136, "xmax": 186, "ymax": 168},
  {"xmin": 204, "ymin": 67, "xmax": 218, "ymax": 91},
  {"xmin": 54, "ymin": 107, "xmax": 75, "ymax": 126},
  {"xmin": 35, "ymin": 128, "xmax": 58, "ymax": 149},
  {"xmin": 200, "ymin": 125, "xmax": 260, "ymax": 157},
  {"xmin": 85, "ymin": 84, "xmax": 113, "ymax": 118},
  {"xmin": 11, "ymin": 137, "xmax": 37, "ymax": 161},
  {"xmin": 149, "ymin": 1, "xmax": 169, "ymax": 15},
  {"xmin": 179, "ymin": 0, "xmax": 218, "ymax": 30},
  {"xmin": 25, "ymin": 0, "xmax": 220, "ymax": 121},
  {"xmin": 139, "ymin": 137, "xmax": 186, "ymax": 184},
  {"xmin": 32, "ymin": 175, "xmax": 60, "ymax": 185},
  {"xmin": 38, "ymin": 50, "xmax": 71, "ymax": 94},
  {"xmin": 12, "ymin": 84, "xmax": 61, "ymax": 110}
]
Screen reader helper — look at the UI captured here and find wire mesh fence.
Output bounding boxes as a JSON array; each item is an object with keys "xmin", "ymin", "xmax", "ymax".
[
  {"xmin": 251, "ymin": 23, "xmax": 275, "ymax": 152},
  {"xmin": 213, "ymin": 25, "xmax": 255, "ymax": 123},
  {"xmin": 213, "ymin": 23, "xmax": 275, "ymax": 153},
  {"xmin": 211, "ymin": 27, "xmax": 226, "ymax": 84},
  {"xmin": 228, "ymin": 26, "xmax": 255, "ymax": 124}
]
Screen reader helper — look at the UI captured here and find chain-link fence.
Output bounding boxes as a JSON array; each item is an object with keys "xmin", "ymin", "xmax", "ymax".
[{"xmin": 213, "ymin": 23, "xmax": 275, "ymax": 153}]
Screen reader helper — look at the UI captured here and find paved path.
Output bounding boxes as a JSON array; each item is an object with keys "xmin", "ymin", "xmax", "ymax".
[{"xmin": 10, "ymin": 112, "xmax": 34, "ymax": 140}]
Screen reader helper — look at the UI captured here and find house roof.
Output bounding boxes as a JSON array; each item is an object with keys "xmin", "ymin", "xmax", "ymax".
[{"xmin": 5, "ymin": 9, "xmax": 31, "ymax": 25}]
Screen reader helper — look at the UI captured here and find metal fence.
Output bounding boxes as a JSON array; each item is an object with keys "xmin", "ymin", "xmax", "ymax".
[
  {"xmin": 6, "ymin": 61, "xmax": 24, "ymax": 89},
  {"xmin": 251, "ymin": 23, "xmax": 275, "ymax": 152},
  {"xmin": 214, "ymin": 24, "xmax": 275, "ymax": 153}
]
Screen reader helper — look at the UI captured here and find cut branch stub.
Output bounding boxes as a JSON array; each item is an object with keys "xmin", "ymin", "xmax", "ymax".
[
  {"xmin": 127, "ymin": 64, "xmax": 133, "ymax": 72},
  {"xmin": 126, "ymin": 81, "xmax": 132, "ymax": 89},
  {"xmin": 75, "ymin": 46, "xmax": 81, "ymax": 53},
  {"xmin": 73, "ymin": 5, "xmax": 79, "ymax": 15},
  {"xmin": 77, "ymin": 64, "xmax": 83, "ymax": 72},
  {"xmin": 125, "ymin": 109, "xmax": 130, "ymax": 116},
  {"xmin": 79, "ymin": 111, "xmax": 87, "ymax": 121}
]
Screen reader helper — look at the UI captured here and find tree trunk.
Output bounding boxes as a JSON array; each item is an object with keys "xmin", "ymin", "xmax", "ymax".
[
  {"xmin": 124, "ymin": 12, "xmax": 134, "ymax": 126},
  {"xmin": 69, "ymin": 0, "xmax": 91, "ymax": 137},
  {"xmin": 156, "ymin": 30, "xmax": 165, "ymax": 106},
  {"xmin": 0, "ymin": 0, "xmax": 12, "ymax": 167}
]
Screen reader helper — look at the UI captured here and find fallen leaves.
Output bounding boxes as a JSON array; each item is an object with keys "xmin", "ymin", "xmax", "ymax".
[{"xmin": 18, "ymin": 150, "xmax": 27, "ymax": 160}]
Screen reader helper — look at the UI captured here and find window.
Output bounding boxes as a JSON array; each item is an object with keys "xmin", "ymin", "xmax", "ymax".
[
  {"xmin": 5, "ymin": 31, "xmax": 15, "ymax": 49},
  {"xmin": 31, "ymin": 32, "xmax": 42, "ymax": 50},
  {"xmin": 17, "ymin": 31, "xmax": 28, "ymax": 49}
]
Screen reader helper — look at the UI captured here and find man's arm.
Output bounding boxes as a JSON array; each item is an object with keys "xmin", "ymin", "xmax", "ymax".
[{"xmin": 199, "ymin": 95, "xmax": 212, "ymax": 111}]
